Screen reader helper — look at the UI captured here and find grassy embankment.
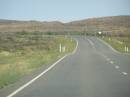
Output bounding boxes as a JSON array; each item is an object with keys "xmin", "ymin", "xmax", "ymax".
[
  {"xmin": 101, "ymin": 36, "xmax": 130, "ymax": 53},
  {"xmin": 0, "ymin": 32, "xmax": 76, "ymax": 88}
]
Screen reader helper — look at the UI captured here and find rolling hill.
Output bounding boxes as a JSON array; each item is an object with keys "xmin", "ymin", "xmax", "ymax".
[{"xmin": 0, "ymin": 16, "xmax": 130, "ymax": 36}]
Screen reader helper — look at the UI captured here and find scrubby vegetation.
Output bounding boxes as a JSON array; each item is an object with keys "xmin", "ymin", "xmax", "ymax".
[
  {"xmin": 0, "ymin": 16, "xmax": 130, "ymax": 36},
  {"xmin": 0, "ymin": 32, "xmax": 76, "ymax": 88},
  {"xmin": 101, "ymin": 36, "xmax": 130, "ymax": 53}
]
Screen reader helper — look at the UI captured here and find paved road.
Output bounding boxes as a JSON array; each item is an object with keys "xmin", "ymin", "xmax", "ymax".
[{"xmin": 1, "ymin": 36, "xmax": 130, "ymax": 97}]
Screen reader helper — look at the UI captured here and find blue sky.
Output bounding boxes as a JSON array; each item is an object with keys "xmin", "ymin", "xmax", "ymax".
[{"xmin": 0, "ymin": 0, "xmax": 130, "ymax": 22}]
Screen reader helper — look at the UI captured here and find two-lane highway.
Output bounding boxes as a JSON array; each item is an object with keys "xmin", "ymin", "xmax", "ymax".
[{"xmin": 1, "ymin": 36, "xmax": 130, "ymax": 97}]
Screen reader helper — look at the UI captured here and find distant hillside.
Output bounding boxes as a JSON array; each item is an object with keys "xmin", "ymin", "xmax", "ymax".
[
  {"xmin": 0, "ymin": 16, "xmax": 130, "ymax": 36},
  {"xmin": 0, "ymin": 20, "xmax": 66, "ymax": 32},
  {"xmin": 67, "ymin": 16, "xmax": 130, "ymax": 36}
]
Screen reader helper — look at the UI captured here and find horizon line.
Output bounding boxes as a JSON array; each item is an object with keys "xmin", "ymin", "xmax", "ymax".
[{"xmin": 0, "ymin": 15, "xmax": 130, "ymax": 23}]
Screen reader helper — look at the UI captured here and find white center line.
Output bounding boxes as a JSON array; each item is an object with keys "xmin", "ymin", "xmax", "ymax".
[
  {"xmin": 122, "ymin": 72, "xmax": 128, "ymax": 75},
  {"xmin": 87, "ymin": 39, "xmax": 95, "ymax": 49},
  {"xmin": 110, "ymin": 61, "xmax": 114, "ymax": 64},
  {"xmin": 101, "ymin": 54, "xmax": 107, "ymax": 58},
  {"xmin": 87, "ymin": 39, "xmax": 94, "ymax": 46},
  {"xmin": 115, "ymin": 65, "xmax": 120, "ymax": 69},
  {"xmin": 106, "ymin": 58, "xmax": 110, "ymax": 61}
]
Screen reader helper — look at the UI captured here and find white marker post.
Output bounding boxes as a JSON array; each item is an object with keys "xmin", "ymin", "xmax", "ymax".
[
  {"xmin": 59, "ymin": 44, "xmax": 62, "ymax": 53},
  {"xmin": 127, "ymin": 47, "xmax": 129, "ymax": 52}
]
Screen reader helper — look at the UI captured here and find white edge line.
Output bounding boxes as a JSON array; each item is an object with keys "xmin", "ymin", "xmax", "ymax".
[
  {"xmin": 72, "ymin": 39, "xmax": 78, "ymax": 54},
  {"xmin": 97, "ymin": 38, "xmax": 120, "ymax": 54},
  {"xmin": 7, "ymin": 39, "xmax": 78, "ymax": 97},
  {"xmin": 97, "ymin": 37, "xmax": 130, "ymax": 56}
]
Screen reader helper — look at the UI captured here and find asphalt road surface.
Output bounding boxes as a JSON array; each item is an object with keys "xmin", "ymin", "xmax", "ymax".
[{"xmin": 1, "ymin": 36, "xmax": 130, "ymax": 97}]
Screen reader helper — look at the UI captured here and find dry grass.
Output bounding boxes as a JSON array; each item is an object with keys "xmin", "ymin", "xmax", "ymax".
[
  {"xmin": 102, "ymin": 36, "xmax": 130, "ymax": 53},
  {"xmin": 0, "ymin": 32, "xmax": 76, "ymax": 88}
]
